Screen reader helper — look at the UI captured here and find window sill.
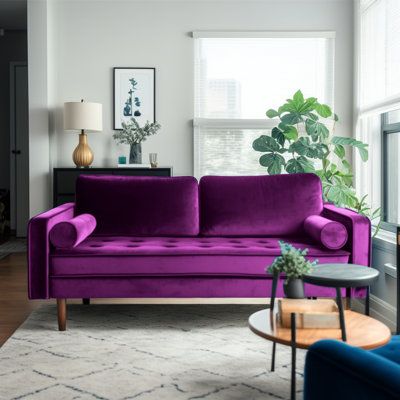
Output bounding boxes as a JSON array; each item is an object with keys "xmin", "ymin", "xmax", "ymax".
[{"xmin": 373, "ymin": 228, "xmax": 396, "ymax": 247}]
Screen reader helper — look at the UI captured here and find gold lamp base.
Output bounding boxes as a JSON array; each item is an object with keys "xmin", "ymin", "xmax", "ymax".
[{"xmin": 73, "ymin": 131, "xmax": 94, "ymax": 168}]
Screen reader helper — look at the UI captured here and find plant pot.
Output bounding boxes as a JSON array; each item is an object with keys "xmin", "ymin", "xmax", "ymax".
[
  {"xmin": 283, "ymin": 278, "xmax": 305, "ymax": 299},
  {"xmin": 129, "ymin": 143, "xmax": 142, "ymax": 164}
]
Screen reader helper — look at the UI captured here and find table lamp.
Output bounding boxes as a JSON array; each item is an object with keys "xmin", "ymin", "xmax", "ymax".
[{"xmin": 63, "ymin": 100, "xmax": 102, "ymax": 168}]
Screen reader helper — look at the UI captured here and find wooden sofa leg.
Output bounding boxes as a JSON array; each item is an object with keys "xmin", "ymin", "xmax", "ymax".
[
  {"xmin": 57, "ymin": 299, "xmax": 67, "ymax": 331},
  {"xmin": 82, "ymin": 298, "xmax": 90, "ymax": 305}
]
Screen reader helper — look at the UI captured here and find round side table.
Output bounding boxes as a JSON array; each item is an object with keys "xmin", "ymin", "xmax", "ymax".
[
  {"xmin": 249, "ymin": 308, "xmax": 390, "ymax": 400},
  {"xmin": 261, "ymin": 263, "xmax": 382, "ymax": 400}
]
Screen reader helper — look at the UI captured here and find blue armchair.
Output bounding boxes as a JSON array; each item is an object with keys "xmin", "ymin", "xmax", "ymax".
[{"xmin": 304, "ymin": 337, "xmax": 400, "ymax": 400}]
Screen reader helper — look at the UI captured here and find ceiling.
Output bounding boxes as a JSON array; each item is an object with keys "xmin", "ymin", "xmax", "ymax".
[{"xmin": 0, "ymin": 0, "xmax": 26, "ymax": 30}]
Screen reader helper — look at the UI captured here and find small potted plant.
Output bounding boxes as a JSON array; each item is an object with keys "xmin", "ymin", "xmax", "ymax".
[
  {"xmin": 113, "ymin": 118, "xmax": 161, "ymax": 164},
  {"xmin": 268, "ymin": 241, "xmax": 317, "ymax": 299}
]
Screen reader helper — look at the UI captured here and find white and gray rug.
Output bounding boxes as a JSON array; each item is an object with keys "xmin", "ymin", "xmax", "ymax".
[{"xmin": 0, "ymin": 305, "xmax": 305, "ymax": 400}]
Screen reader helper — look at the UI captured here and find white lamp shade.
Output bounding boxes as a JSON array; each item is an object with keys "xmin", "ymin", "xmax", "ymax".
[{"xmin": 64, "ymin": 101, "xmax": 103, "ymax": 132}]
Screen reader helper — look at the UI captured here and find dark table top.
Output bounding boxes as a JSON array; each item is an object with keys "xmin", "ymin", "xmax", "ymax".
[{"xmin": 303, "ymin": 264, "xmax": 379, "ymax": 288}]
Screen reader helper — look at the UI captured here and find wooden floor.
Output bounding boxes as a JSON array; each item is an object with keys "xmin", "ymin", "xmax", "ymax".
[{"xmin": 0, "ymin": 253, "xmax": 47, "ymax": 346}]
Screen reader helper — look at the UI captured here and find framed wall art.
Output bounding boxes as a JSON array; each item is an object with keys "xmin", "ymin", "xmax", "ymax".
[{"xmin": 113, "ymin": 67, "xmax": 156, "ymax": 130}]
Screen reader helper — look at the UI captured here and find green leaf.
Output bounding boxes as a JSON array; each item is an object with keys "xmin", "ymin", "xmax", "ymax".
[
  {"xmin": 252, "ymin": 135, "xmax": 280, "ymax": 152},
  {"xmin": 299, "ymin": 156, "xmax": 316, "ymax": 172},
  {"xmin": 307, "ymin": 112, "xmax": 319, "ymax": 121},
  {"xmin": 282, "ymin": 125, "xmax": 298, "ymax": 141},
  {"xmin": 342, "ymin": 159, "xmax": 351, "ymax": 171},
  {"xmin": 305, "ymin": 118, "xmax": 330, "ymax": 140},
  {"xmin": 304, "ymin": 143, "xmax": 327, "ymax": 159},
  {"xmin": 312, "ymin": 143, "xmax": 329, "ymax": 158},
  {"xmin": 259, "ymin": 153, "xmax": 285, "ymax": 175},
  {"xmin": 278, "ymin": 103, "xmax": 293, "ymax": 114},
  {"xmin": 299, "ymin": 97, "xmax": 318, "ymax": 113},
  {"xmin": 286, "ymin": 156, "xmax": 315, "ymax": 173},
  {"xmin": 289, "ymin": 138, "xmax": 328, "ymax": 159},
  {"xmin": 315, "ymin": 103, "xmax": 332, "ymax": 118},
  {"xmin": 271, "ymin": 127, "xmax": 285, "ymax": 147},
  {"xmin": 333, "ymin": 113, "xmax": 339, "ymax": 122},
  {"xmin": 324, "ymin": 180, "xmax": 358, "ymax": 208},
  {"xmin": 289, "ymin": 139, "xmax": 307, "ymax": 156},
  {"xmin": 281, "ymin": 113, "xmax": 302, "ymax": 125},
  {"xmin": 278, "ymin": 122, "xmax": 287, "ymax": 131},
  {"xmin": 334, "ymin": 144, "xmax": 345, "ymax": 159},
  {"xmin": 371, "ymin": 207, "xmax": 381, "ymax": 220},
  {"xmin": 293, "ymin": 90, "xmax": 304, "ymax": 106},
  {"xmin": 331, "ymin": 136, "xmax": 369, "ymax": 161},
  {"xmin": 266, "ymin": 109, "xmax": 279, "ymax": 118}
]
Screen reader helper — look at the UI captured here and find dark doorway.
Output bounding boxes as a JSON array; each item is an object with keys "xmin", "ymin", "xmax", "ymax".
[{"xmin": 0, "ymin": 0, "xmax": 28, "ymax": 241}]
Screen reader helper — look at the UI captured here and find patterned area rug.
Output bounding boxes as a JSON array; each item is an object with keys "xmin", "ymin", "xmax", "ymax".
[{"xmin": 0, "ymin": 305, "xmax": 305, "ymax": 400}]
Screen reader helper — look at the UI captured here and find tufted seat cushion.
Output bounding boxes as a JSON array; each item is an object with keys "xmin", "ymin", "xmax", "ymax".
[{"xmin": 50, "ymin": 236, "xmax": 350, "ymax": 277}]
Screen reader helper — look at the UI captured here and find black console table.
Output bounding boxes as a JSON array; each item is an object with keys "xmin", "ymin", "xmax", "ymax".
[{"xmin": 53, "ymin": 167, "xmax": 173, "ymax": 206}]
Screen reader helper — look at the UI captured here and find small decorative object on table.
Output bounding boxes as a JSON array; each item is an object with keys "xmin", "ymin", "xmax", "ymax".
[
  {"xmin": 278, "ymin": 298, "xmax": 339, "ymax": 329},
  {"xmin": 149, "ymin": 153, "xmax": 158, "ymax": 168},
  {"xmin": 113, "ymin": 118, "xmax": 161, "ymax": 164},
  {"xmin": 268, "ymin": 241, "xmax": 317, "ymax": 299},
  {"xmin": 118, "ymin": 156, "xmax": 127, "ymax": 165}
]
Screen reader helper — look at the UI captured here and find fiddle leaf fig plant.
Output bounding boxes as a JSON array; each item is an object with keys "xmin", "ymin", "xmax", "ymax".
[{"xmin": 253, "ymin": 90, "xmax": 381, "ymax": 234}]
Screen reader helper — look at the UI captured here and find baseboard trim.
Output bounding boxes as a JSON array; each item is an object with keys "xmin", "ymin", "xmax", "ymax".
[{"xmin": 353, "ymin": 294, "xmax": 396, "ymax": 332}]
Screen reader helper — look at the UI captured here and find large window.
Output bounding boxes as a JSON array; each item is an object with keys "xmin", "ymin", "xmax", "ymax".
[
  {"xmin": 355, "ymin": 0, "xmax": 400, "ymax": 229},
  {"xmin": 382, "ymin": 110, "xmax": 400, "ymax": 226},
  {"xmin": 359, "ymin": 0, "xmax": 400, "ymax": 112},
  {"xmin": 194, "ymin": 32, "xmax": 335, "ymax": 177}
]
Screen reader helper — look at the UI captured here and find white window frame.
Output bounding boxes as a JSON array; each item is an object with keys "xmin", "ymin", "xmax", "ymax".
[{"xmin": 193, "ymin": 31, "xmax": 336, "ymax": 179}]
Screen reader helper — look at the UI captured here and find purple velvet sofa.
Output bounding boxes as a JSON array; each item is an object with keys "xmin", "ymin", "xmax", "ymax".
[{"xmin": 28, "ymin": 173, "xmax": 371, "ymax": 330}]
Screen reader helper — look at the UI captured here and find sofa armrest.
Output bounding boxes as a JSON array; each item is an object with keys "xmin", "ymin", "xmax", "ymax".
[
  {"xmin": 322, "ymin": 203, "xmax": 371, "ymax": 266},
  {"xmin": 28, "ymin": 203, "xmax": 75, "ymax": 299},
  {"xmin": 304, "ymin": 340, "xmax": 400, "ymax": 400}
]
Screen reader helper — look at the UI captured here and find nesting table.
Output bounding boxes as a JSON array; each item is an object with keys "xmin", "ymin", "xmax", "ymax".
[{"xmin": 248, "ymin": 264, "xmax": 390, "ymax": 400}]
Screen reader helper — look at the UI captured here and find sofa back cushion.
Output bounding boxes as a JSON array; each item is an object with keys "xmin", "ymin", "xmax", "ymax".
[
  {"xmin": 199, "ymin": 173, "xmax": 323, "ymax": 236},
  {"xmin": 75, "ymin": 175, "xmax": 199, "ymax": 236}
]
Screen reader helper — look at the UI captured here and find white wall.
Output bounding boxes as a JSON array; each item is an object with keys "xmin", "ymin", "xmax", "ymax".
[
  {"xmin": 27, "ymin": 0, "xmax": 52, "ymax": 215},
  {"xmin": 47, "ymin": 0, "xmax": 354, "ymax": 177}
]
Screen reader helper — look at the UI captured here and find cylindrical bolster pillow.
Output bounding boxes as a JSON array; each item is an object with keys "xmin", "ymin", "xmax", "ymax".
[
  {"xmin": 49, "ymin": 213, "xmax": 96, "ymax": 249},
  {"xmin": 304, "ymin": 215, "xmax": 348, "ymax": 250}
]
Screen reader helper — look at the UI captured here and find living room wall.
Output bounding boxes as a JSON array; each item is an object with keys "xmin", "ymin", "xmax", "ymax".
[{"xmin": 46, "ymin": 0, "xmax": 353, "ymax": 175}]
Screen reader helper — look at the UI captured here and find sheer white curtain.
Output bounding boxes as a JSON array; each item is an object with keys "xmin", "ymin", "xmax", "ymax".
[
  {"xmin": 355, "ymin": 0, "xmax": 400, "ymax": 212},
  {"xmin": 193, "ymin": 32, "xmax": 335, "ymax": 178}
]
